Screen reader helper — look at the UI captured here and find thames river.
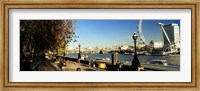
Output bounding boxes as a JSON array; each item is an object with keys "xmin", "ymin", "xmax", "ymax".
[{"xmin": 65, "ymin": 53, "xmax": 180, "ymax": 66}]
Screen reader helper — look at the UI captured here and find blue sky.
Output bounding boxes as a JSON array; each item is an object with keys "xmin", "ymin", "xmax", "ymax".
[{"xmin": 68, "ymin": 20, "xmax": 180, "ymax": 48}]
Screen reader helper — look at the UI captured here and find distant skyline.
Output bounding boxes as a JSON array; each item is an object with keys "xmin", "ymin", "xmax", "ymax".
[{"xmin": 68, "ymin": 20, "xmax": 180, "ymax": 48}]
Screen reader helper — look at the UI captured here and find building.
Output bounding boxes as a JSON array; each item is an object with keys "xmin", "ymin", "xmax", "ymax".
[
  {"xmin": 138, "ymin": 39, "xmax": 146, "ymax": 49},
  {"xmin": 121, "ymin": 45, "xmax": 129, "ymax": 50},
  {"xmin": 161, "ymin": 23, "xmax": 180, "ymax": 50},
  {"xmin": 154, "ymin": 42, "xmax": 163, "ymax": 48}
]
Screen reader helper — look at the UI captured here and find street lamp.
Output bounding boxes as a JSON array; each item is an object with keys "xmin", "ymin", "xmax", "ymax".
[
  {"xmin": 132, "ymin": 32, "xmax": 141, "ymax": 70},
  {"xmin": 78, "ymin": 44, "xmax": 81, "ymax": 59}
]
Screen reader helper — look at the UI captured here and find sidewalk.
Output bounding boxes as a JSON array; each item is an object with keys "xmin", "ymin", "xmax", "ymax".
[
  {"xmin": 57, "ymin": 60, "xmax": 105, "ymax": 71},
  {"xmin": 36, "ymin": 60, "xmax": 62, "ymax": 71}
]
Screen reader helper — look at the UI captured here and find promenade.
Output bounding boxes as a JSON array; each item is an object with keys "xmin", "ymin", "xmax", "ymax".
[
  {"xmin": 58, "ymin": 60, "xmax": 105, "ymax": 71},
  {"xmin": 30, "ymin": 57, "xmax": 106, "ymax": 71},
  {"xmin": 28, "ymin": 56, "xmax": 179, "ymax": 71}
]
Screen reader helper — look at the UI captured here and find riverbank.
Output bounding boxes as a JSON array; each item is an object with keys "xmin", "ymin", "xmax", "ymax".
[
  {"xmin": 56, "ymin": 56, "xmax": 179, "ymax": 71},
  {"xmin": 28, "ymin": 55, "xmax": 179, "ymax": 71},
  {"xmin": 65, "ymin": 53, "xmax": 180, "ymax": 65}
]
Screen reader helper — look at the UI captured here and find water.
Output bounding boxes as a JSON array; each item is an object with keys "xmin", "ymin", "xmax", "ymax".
[{"xmin": 65, "ymin": 53, "xmax": 180, "ymax": 65}]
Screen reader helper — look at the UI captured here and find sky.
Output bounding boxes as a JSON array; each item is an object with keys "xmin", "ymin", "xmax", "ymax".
[{"xmin": 68, "ymin": 20, "xmax": 180, "ymax": 48}]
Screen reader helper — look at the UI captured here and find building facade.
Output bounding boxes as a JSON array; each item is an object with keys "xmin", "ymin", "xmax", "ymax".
[{"xmin": 162, "ymin": 23, "xmax": 180, "ymax": 50}]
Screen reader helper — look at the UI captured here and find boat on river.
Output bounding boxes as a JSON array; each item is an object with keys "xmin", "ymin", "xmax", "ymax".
[{"xmin": 147, "ymin": 59, "xmax": 168, "ymax": 66}]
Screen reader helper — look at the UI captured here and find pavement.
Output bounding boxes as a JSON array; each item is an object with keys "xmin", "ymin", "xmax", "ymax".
[
  {"xmin": 58, "ymin": 60, "xmax": 105, "ymax": 71},
  {"xmin": 29, "ymin": 58, "xmax": 179, "ymax": 71},
  {"xmin": 34, "ymin": 59, "xmax": 62, "ymax": 71},
  {"xmin": 30, "ymin": 58, "xmax": 105, "ymax": 71}
]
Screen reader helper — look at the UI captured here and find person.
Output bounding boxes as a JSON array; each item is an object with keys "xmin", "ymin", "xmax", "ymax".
[
  {"xmin": 92, "ymin": 59, "xmax": 95, "ymax": 67},
  {"xmin": 77, "ymin": 58, "xmax": 81, "ymax": 63},
  {"xmin": 44, "ymin": 53, "xmax": 50, "ymax": 60},
  {"xmin": 52, "ymin": 55, "xmax": 57, "ymax": 62},
  {"xmin": 89, "ymin": 59, "xmax": 91, "ymax": 68},
  {"xmin": 20, "ymin": 52, "xmax": 26, "ymax": 71},
  {"xmin": 117, "ymin": 61, "xmax": 123, "ymax": 71},
  {"xmin": 21, "ymin": 52, "xmax": 33, "ymax": 71},
  {"xmin": 89, "ymin": 59, "xmax": 94, "ymax": 68}
]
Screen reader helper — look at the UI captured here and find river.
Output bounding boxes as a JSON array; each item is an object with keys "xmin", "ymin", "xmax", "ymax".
[{"xmin": 65, "ymin": 53, "xmax": 180, "ymax": 66}]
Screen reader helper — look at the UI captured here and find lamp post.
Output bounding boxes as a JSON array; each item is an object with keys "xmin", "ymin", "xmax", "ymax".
[
  {"xmin": 78, "ymin": 44, "xmax": 81, "ymax": 59},
  {"xmin": 132, "ymin": 32, "xmax": 141, "ymax": 70}
]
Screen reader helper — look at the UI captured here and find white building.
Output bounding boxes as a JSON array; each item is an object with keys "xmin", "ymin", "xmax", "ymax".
[
  {"xmin": 154, "ymin": 42, "xmax": 163, "ymax": 48},
  {"xmin": 121, "ymin": 45, "xmax": 129, "ymax": 50},
  {"xmin": 162, "ymin": 23, "xmax": 180, "ymax": 49}
]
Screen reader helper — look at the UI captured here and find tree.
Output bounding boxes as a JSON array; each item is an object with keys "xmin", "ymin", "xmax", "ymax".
[
  {"xmin": 150, "ymin": 40, "xmax": 154, "ymax": 48},
  {"xmin": 20, "ymin": 20, "xmax": 77, "ymax": 54}
]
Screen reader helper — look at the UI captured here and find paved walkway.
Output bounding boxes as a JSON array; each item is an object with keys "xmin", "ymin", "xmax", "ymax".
[
  {"xmin": 36, "ymin": 60, "xmax": 61, "ymax": 71},
  {"xmin": 55, "ymin": 60, "xmax": 105, "ymax": 71},
  {"xmin": 30, "ymin": 58, "xmax": 179, "ymax": 71}
]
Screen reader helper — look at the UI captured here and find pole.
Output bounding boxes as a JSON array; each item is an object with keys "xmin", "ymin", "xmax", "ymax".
[
  {"xmin": 132, "ymin": 32, "xmax": 141, "ymax": 71},
  {"xmin": 78, "ymin": 44, "xmax": 81, "ymax": 59},
  {"xmin": 134, "ymin": 39, "xmax": 138, "ymax": 60}
]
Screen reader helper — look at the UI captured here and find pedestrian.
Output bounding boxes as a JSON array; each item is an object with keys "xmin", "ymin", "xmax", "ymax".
[
  {"xmin": 89, "ymin": 59, "xmax": 91, "ymax": 68},
  {"xmin": 44, "ymin": 53, "xmax": 49, "ymax": 60},
  {"xmin": 21, "ymin": 52, "xmax": 33, "ymax": 71},
  {"xmin": 89, "ymin": 59, "xmax": 94, "ymax": 68},
  {"xmin": 20, "ymin": 52, "xmax": 26, "ymax": 71},
  {"xmin": 77, "ymin": 58, "xmax": 81, "ymax": 63},
  {"xmin": 91, "ymin": 59, "xmax": 95, "ymax": 67}
]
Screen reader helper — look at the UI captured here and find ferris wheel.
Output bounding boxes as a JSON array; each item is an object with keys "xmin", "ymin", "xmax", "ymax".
[{"xmin": 137, "ymin": 20, "xmax": 147, "ymax": 45}]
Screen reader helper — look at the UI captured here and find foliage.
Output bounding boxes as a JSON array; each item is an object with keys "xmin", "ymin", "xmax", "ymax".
[
  {"xmin": 149, "ymin": 40, "xmax": 154, "ymax": 48},
  {"xmin": 20, "ymin": 20, "xmax": 77, "ymax": 54}
]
